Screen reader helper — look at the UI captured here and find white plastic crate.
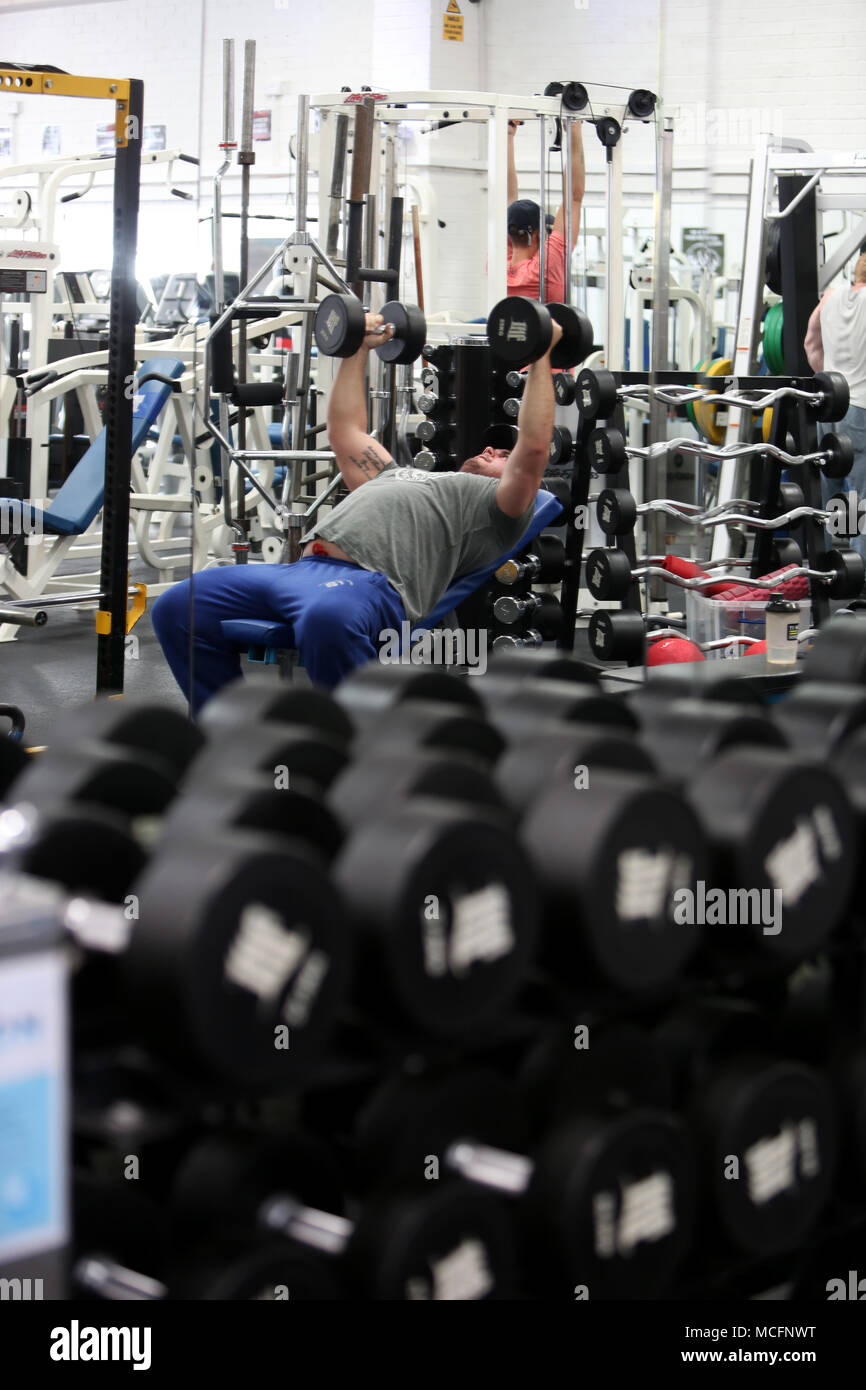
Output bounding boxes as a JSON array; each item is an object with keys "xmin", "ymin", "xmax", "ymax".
[{"xmin": 685, "ymin": 589, "xmax": 810, "ymax": 661}]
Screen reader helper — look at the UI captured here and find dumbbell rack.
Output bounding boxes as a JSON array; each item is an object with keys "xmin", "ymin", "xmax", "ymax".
[{"xmin": 581, "ymin": 366, "xmax": 858, "ymax": 665}]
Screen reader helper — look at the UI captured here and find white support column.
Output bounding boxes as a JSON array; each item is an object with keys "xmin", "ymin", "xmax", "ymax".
[{"xmin": 606, "ymin": 141, "xmax": 625, "ymax": 368}]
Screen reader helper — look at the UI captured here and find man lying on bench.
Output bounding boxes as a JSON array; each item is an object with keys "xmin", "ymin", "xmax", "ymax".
[{"xmin": 152, "ymin": 311, "xmax": 562, "ymax": 712}]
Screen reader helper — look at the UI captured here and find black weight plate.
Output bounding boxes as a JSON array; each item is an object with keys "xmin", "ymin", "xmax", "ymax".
[
  {"xmin": 699, "ymin": 1059, "xmax": 836, "ymax": 1256},
  {"xmin": 333, "ymin": 801, "xmax": 538, "ymax": 1035},
  {"xmin": 377, "ymin": 302, "xmax": 427, "ymax": 365},
  {"xmin": 596, "ymin": 487, "xmax": 636, "ymax": 535},
  {"xmin": 815, "ymin": 547, "xmax": 865, "ymax": 598},
  {"xmin": 176, "ymin": 1238, "xmax": 342, "ymax": 1300},
  {"xmin": 354, "ymin": 699, "xmax": 504, "ymax": 766},
  {"xmin": 529, "ymin": 1110, "xmax": 695, "ymax": 1298},
  {"xmin": 314, "ymin": 293, "xmax": 365, "ymax": 357},
  {"xmin": 183, "ymin": 723, "xmax": 349, "ymax": 794},
  {"xmin": 199, "ymin": 676, "xmax": 354, "ymax": 743},
  {"xmin": 487, "ymin": 685, "xmax": 637, "ymax": 741},
  {"xmin": 554, "ymin": 372, "xmax": 576, "ymax": 405},
  {"xmin": 585, "ymin": 547, "xmax": 633, "ymax": 600},
  {"xmin": 630, "ymin": 697, "xmax": 785, "ymax": 776},
  {"xmin": 548, "ymin": 303, "xmax": 593, "ymax": 369},
  {"xmin": 495, "ymin": 722, "xmax": 654, "ymax": 818},
  {"xmin": 686, "ymin": 747, "xmax": 856, "ymax": 960},
  {"xmin": 327, "ymin": 748, "xmax": 505, "ymax": 830},
  {"xmin": 483, "ymin": 649, "xmax": 600, "ymax": 688},
  {"xmin": 53, "ymin": 700, "xmax": 204, "ymax": 777},
  {"xmin": 487, "ymin": 296, "xmax": 550, "ymax": 365},
  {"xmin": 588, "ymin": 610, "xmax": 646, "ymax": 664},
  {"xmin": 829, "ymin": 726, "xmax": 866, "ymax": 818},
  {"xmin": 335, "ymin": 660, "xmax": 483, "ymax": 716},
  {"xmin": 161, "ymin": 772, "xmax": 344, "ymax": 860},
  {"xmin": 774, "ymin": 682, "xmax": 866, "ymax": 754},
  {"xmin": 0, "ymin": 802, "xmax": 145, "ymax": 901},
  {"xmin": 813, "ymin": 370, "xmax": 849, "ymax": 423},
  {"xmin": 11, "ymin": 740, "xmax": 176, "ymax": 817},
  {"xmin": 522, "ymin": 769, "xmax": 708, "ymax": 992},
  {"xmin": 820, "ymin": 432, "xmax": 854, "ymax": 479},
  {"xmin": 354, "ymin": 1068, "xmax": 528, "ymax": 1188},
  {"xmin": 576, "ymin": 368, "xmax": 617, "ymax": 420},
  {"xmin": 349, "ymin": 1181, "xmax": 517, "ymax": 1299},
  {"xmin": 803, "ymin": 615, "xmax": 866, "ymax": 684},
  {"xmin": 125, "ymin": 830, "xmax": 351, "ymax": 1087},
  {"xmin": 587, "ymin": 426, "xmax": 628, "ymax": 475}
]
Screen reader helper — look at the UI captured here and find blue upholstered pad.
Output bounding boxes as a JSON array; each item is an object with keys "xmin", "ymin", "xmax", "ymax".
[
  {"xmin": 17, "ymin": 358, "xmax": 183, "ymax": 537},
  {"xmin": 219, "ymin": 488, "xmax": 565, "ymax": 651}
]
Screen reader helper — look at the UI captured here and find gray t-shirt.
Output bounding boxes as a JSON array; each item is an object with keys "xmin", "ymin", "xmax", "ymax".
[{"xmin": 302, "ymin": 465, "xmax": 534, "ymax": 623}]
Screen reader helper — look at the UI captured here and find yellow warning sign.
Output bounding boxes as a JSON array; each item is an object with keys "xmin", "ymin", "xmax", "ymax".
[{"xmin": 443, "ymin": 0, "xmax": 463, "ymax": 41}]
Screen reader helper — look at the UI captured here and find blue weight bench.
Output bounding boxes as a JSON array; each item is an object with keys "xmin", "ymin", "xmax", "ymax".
[
  {"xmin": 220, "ymin": 488, "xmax": 565, "ymax": 668},
  {"xmin": 7, "ymin": 357, "xmax": 184, "ymax": 538}
]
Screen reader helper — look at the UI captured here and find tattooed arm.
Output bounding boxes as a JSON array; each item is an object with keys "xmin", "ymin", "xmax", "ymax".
[{"xmin": 326, "ymin": 312, "xmax": 395, "ymax": 490}]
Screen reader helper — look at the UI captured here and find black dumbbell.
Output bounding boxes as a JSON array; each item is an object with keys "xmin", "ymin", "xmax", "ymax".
[
  {"xmin": 314, "ymin": 293, "xmax": 426, "ymax": 363},
  {"xmin": 481, "ymin": 647, "xmax": 600, "ymax": 690},
  {"xmin": 0, "ymin": 818, "xmax": 350, "ymax": 1087},
  {"xmin": 629, "ymin": 697, "xmax": 857, "ymax": 962},
  {"xmin": 326, "ymin": 747, "xmax": 506, "ymax": 831},
  {"xmin": 335, "ymin": 659, "xmax": 483, "ymax": 717},
  {"xmin": 596, "ymin": 487, "xmax": 638, "ymax": 535},
  {"xmin": 494, "ymin": 533, "xmax": 566, "ymax": 586},
  {"xmin": 185, "ymin": 721, "xmax": 350, "ymax": 794},
  {"xmin": 494, "ymin": 722, "xmax": 655, "ymax": 819},
  {"xmin": 48, "ymin": 699, "xmax": 204, "ymax": 779},
  {"xmin": 170, "ymin": 1132, "xmax": 518, "ymax": 1299},
  {"xmin": 588, "ymin": 609, "xmax": 647, "ymax": 665},
  {"xmin": 553, "ymin": 371, "xmax": 576, "ymax": 406},
  {"xmin": 72, "ymin": 1171, "xmax": 344, "ymax": 1300},
  {"xmin": 587, "ymin": 426, "xmax": 628, "ymax": 474},
  {"xmin": 346, "ymin": 697, "xmax": 503, "ymax": 766},
  {"xmin": 330, "ymin": 795, "xmax": 538, "ymax": 1033},
  {"xmin": 492, "ymin": 592, "xmax": 564, "ymax": 640},
  {"xmin": 487, "ymin": 297, "xmax": 594, "ymax": 370},
  {"xmin": 351, "ymin": 1066, "xmax": 695, "ymax": 1298},
  {"xmin": 198, "ymin": 676, "xmax": 354, "ymax": 744},
  {"xmin": 803, "ymin": 614, "xmax": 866, "ymax": 684},
  {"xmin": 585, "ymin": 547, "xmax": 635, "ymax": 601},
  {"xmin": 576, "ymin": 367, "xmax": 619, "ymax": 419},
  {"xmin": 416, "ymin": 418, "xmax": 451, "ymax": 444},
  {"xmin": 472, "ymin": 675, "xmax": 636, "ymax": 739},
  {"xmin": 490, "ymin": 631, "xmax": 548, "ymax": 650},
  {"xmin": 502, "ymin": 396, "xmax": 521, "ymax": 419},
  {"xmin": 519, "ymin": 764, "xmax": 709, "ymax": 994},
  {"xmin": 504, "ymin": 369, "xmax": 526, "ymax": 395},
  {"xmin": 772, "ymin": 681, "xmax": 866, "ymax": 755},
  {"xmin": 548, "ymin": 425, "xmax": 573, "ymax": 465},
  {"xmin": 655, "ymin": 1000, "xmax": 837, "ymax": 1258},
  {"xmin": 9, "ymin": 739, "xmax": 178, "ymax": 819}
]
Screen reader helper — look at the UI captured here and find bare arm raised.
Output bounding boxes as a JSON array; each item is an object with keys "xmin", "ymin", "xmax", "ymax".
[
  {"xmin": 326, "ymin": 313, "xmax": 395, "ymax": 490},
  {"xmin": 495, "ymin": 320, "xmax": 562, "ymax": 518}
]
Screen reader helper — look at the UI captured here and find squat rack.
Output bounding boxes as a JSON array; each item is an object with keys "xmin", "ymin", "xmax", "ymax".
[{"xmin": 0, "ymin": 63, "xmax": 143, "ymax": 693}]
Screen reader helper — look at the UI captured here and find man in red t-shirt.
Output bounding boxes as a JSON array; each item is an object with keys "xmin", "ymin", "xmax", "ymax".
[{"xmin": 506, "ymin": 118, "xmax": 585, "ymax": 304}]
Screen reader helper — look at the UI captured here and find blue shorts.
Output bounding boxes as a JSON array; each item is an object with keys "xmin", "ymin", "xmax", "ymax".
[{"xmin": 152, "ymin": 557, "xmax": 406, "ymax": 712}]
